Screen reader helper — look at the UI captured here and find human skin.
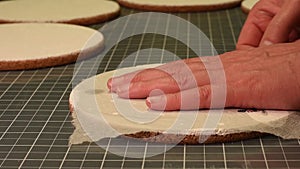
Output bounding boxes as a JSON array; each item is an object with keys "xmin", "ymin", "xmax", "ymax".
[
  {"xmin": 107, "ymin": 0, "xmax": 300, "ymax": 111},
  {"xmin": 107, "ymin": 41, "xmax": 300, "ymax": 111},
  {"xmin": 237, "ymin": 0, "xmax": 300, "ymax": 50}
]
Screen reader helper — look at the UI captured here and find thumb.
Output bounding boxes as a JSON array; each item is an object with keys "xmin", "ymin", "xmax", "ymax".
[{"xmin": 260, "ymin": 1, "xmax": 300, "ymax": 46}]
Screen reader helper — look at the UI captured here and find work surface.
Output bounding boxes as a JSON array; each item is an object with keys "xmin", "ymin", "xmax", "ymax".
[{"xmin": 1, "ymin": 7, "xmax": 300, "ymax": 169}]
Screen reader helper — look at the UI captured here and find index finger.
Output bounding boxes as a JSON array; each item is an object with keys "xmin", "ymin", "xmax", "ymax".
[
  {"xmin": 260, "ymin": 0, "xmax": 300, "ymax": 46},
  {"xmin": 236, "ymin": 0, "xmax": 281, "ymax": 49},
  {"xmin": 107, "ymin": 57, "xmax": 205, "ymax": 92}
]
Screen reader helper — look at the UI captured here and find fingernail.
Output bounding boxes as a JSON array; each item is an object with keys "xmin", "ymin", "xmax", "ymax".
[
  {"xmin": 263, "ymin": 40, "xmax": 273, "ymax": 46},
  {"xmin": 107, "ymin": 78, "xmax": 112, "ymax": 91},
  {"xmin": 116, "ymin": 84, "xmax": 130, "ymax": 98},
  {"xmin": 146, "ymin": 96, "xmax": 166, "ymax": 110},
  {"xmin": 108, "ymin": 77, "xmax": 122, "ymax": 92},
  {"xmin": 146, "ymin": 97, "xmax": 152, "ymax": 108}
]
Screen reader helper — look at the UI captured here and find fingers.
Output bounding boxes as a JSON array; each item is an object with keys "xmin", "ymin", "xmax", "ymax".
[
  {"xmin": 146, "ymin": 85, "xmax": 226, "ymax": 111},
  {"xmin": 107, "ymin": 68, "xmax": 169, "ymax": 92},
  {"xmin": 107, "ymin": 60, "xmax": 195, "ymax": 91},
  {"xmin": 260, "ymin": 0, "xmax": 300, "ymax": 46},
  {"xmin": 145, "ymin": 77, "xmax": 294, "ymax": 111},
  {"xmin": 236, "ymin": 17, "xmax": 266, "ymax": 49},
  {"xmin": 146, "ymin": 85, "xmax": 233, "ymax": 111},
  {"xmin": 116, "ymin": 77, "xmax": 179, "ymax": 98},
  {"xmin": 146, "ymin": 82, "xmax": 259, "ymax": 111},
  {"xmin": 117, "ymin": 69, "xmax": 210, "ymax": 98},
  {"xmin": 236, "ymin": 0, "xmax": 281, "ymax": 49},
  {"xmin": 108, "ymin": 57, "xmax": 210, "ymax": 93}
]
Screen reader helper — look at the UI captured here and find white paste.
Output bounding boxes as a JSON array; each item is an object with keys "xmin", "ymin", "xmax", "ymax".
[
  {"xmin": 0, "ymin": 0, "xmax": 119, "ymax": 23},
  {"xmin": 69, "ymin": 64, "xmax": 299, "ymax": 144},
  {"xmin": 241, "ymin": 0, "xmax": 259, "ymax": 13},
  {"xmin": 0, "ymin": 23, "xmax": 103, "ymax": 61}
]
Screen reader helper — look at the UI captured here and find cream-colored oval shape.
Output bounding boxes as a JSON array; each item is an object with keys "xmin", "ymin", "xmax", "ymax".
[
  {"xmin": 0, "ymin": 23, "xmax": 104, "ymax": 70},
  {"xmin": 0, "ymin": 0, "xmax": 120, "ymax": 25}
]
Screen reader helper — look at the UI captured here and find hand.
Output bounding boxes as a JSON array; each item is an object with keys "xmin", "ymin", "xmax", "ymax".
[
  {"xmin": 108, "ymin": 41, "xmax": 300, "ymax": 111},
  {"xmin": 237, "ymin": 0, "xmax": 300, "ymax": 50}
]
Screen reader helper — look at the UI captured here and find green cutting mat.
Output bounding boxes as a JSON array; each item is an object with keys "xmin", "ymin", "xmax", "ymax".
[{"xmin": 1, "ymin": 7, "xmax": 300, "ymax": 169}]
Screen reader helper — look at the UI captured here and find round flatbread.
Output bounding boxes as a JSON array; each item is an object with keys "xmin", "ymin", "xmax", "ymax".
[
  {"xmin": 69, "ymin": 64, "xmax": 297, "ymax": 144},
  {"xmin": 0, "ymin": 23, "xmax": 104, "ymax": 70},
  {"xmin": 0, "ymin": 0, "xmax": 120, "ymax": 25},
  {"xmin": 241, "ymin": 0, "xmax": 259, "ymax": 13},
  {"xmin": 117, "ymin": 0, "xmax": 242, "ymax": 12}
]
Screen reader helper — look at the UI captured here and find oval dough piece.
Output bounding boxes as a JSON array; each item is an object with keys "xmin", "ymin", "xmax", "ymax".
[
  {"xmin": 0, "ymin": 23, "xmax": 104, "ymax": 70},
  {"xmin": 241, "ymin": 0, "xmax": 259, "ymax": 13},
  {"xmin": 117, "ymin": 0, "xmax": 242, "ymax": 12},
  {"xmin": 0, "ymin": 0, "xmax": 120, "ymax": 25},
  {"xmin": 69, "ymin": 64, "xmax": 296, "ymax": 144}
]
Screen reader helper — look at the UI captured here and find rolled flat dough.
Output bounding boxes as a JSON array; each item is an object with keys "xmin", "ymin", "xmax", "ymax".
[
  {"xmin": 241, "ymin": 0, "xmax": 259, "ymax": 13},
  {"xmin": 117, "ymin": 0, "xmax": 242, "ymax": 12},
  {"xmin": 0, "ymin": 0, "xmax": 120, "ymax": 25},
  {"xmin": 0, "ymin": 23, "xmax": 104, "ymax": 70},
  {"xmin": 69, "ymin": 64, "xmax": 300, "ymax": 144}
]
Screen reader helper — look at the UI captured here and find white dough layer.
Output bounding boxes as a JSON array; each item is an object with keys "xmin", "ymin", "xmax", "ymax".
[
  {"xmin": 117, "ymin": 0, "xmax": 242, "ymax": 12},
  {"xmin": 69, "ymin": 64, "xmax": 300, "ymax": 144},
  {"xmin": 120, "ymin": 0, "xmax": 241, "ymax": 6},
  {"xmin": 0, "ymin": 0, "xmax": 120, "ymax": 24},
  {"xmin": 241, "ymin": 0, "xmax": 259, "ymax": 13},
  {"xmin": 0, "ymin": 23, "xmax": 103, "ymax": 61}
]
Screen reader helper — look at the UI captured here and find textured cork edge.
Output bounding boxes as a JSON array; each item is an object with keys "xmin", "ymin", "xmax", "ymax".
[
  {"xmin": 0, "ymin": 42, "xmax": 104, "ymax": 71},
  {"xmin": 117, "ymin": 0, "xmax": 241, "ymax": 12},
  {"xmin": 63, "ymin": 10, "xmax": 120, "ymax": 26},
  {"xmin": 69, "ymin": 99, "xmax": 265, "ymax": 145},
  {"xmin": 0, "ymin": 8, "xmax": 120, "ymax": 26},
  {"xmin": 123, "ymin": 131, "xmax": 266, "ymax": 144}
]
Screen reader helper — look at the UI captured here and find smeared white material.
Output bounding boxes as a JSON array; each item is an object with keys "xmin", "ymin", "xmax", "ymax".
[
  {"xmin": 241, "ymin": 0, "xmax": 259, "ymax": 12},
  {"xmin": 69, "ymin": 64, "xmax": 300, "ymax": 144},
  {"xmin": 0, "ymin": 0, "xmax": 119, "ymax": 23},
  {"xmin": 119, "ymin": 0, "xmax": 241, "ymax": 6},
  {"xmin": 0, "ymin": 23, "xmax": 103, "ymax": 61}
]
